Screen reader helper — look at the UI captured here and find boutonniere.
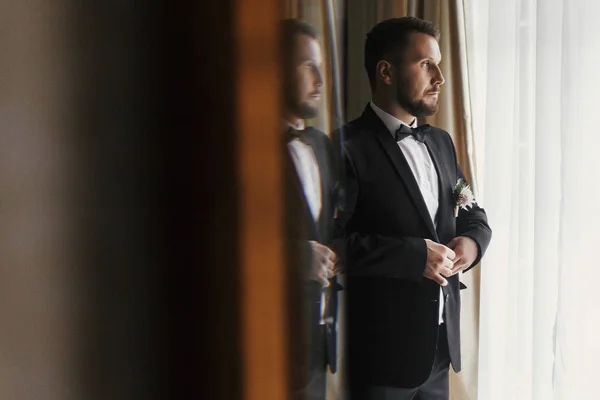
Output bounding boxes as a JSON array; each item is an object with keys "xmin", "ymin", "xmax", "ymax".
[{"xmin": 453, "ymin": 179, "xmax": 476, "ymax": 217}]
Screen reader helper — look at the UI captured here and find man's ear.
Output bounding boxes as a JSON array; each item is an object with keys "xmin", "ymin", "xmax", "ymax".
[{"xmin": 376, "ymin": 60, "xmax": 394, "ymax": 86}]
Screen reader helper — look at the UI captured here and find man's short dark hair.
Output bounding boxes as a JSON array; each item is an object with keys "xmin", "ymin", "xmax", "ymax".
[
  {"xmin": 364, "ymin": 17, "xmax": 440, "ymax": 90},
  {"xmin": 280, "ymin": 19, "xmax": 319, "ymax": 69}
]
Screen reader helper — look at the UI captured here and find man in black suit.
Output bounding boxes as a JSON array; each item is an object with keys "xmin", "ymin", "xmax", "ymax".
[
  {"xmin": 335, "ymin": 17, "xmax": 492, "ymax": 399},
  {"xmin": 280, "ymin": 19, "xmax": 340, "ymax": 400}
]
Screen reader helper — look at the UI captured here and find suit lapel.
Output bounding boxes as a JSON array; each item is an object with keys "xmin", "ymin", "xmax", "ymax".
[
  {"xmin": 375, "ymin": 129, "xmax": 438, "ymax": 240},
  {"xmin": 360, "ymin": 106, "xmax": 439, "ymax": 240},
  {"xmin": 424, "ymin": 134, "xmax": 453, "ymax": 239}
]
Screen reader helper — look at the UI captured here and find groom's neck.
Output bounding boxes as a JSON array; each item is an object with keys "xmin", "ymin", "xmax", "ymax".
[{"xmin": 371, "ymin": 96, "xmax": 415, "ymax": 125}]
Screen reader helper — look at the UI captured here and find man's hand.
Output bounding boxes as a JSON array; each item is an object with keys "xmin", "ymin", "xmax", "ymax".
[
  {"xmin": 423, "ymin": 239, "xmax": 456, "ymax": 287},
  {"xmin": 309, "ymin": 241, "xmax": 337, "ymax": 287},
  {"xmin": 447, "ymin": 236, "xmax": 478, "ymax": 275}
]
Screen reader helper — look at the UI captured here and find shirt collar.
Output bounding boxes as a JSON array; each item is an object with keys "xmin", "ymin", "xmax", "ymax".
[
  {"xmin": 370, "ymin": 101, "xmax": 417, "ymax": 137},
  {"xmin": 283, "ymin": 119, "xmax": 306, "ymax": 132}
]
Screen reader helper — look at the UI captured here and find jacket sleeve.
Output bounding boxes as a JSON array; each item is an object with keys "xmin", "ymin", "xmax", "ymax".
[{"xmin": 454, "ymin": 164, "xmax": 492, "ymax": 271}]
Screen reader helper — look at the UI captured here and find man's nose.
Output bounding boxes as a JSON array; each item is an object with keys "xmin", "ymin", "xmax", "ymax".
[
  {"xmin": 433, "ymin": 64, "xmax": 445, "ymax": 86},
  {"xmin": 313, "ymin": 65, "xmax": 323, "ymax": 86}
]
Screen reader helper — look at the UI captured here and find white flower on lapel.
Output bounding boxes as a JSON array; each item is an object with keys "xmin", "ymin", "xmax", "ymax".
[{"xmin": 453, "ymin": 179, "xmax": 476, "ymax": 217}]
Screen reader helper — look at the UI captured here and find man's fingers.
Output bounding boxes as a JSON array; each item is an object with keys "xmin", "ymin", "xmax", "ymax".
[
  {"xmin": 327, "ymin": 249, "xmax": 337, "ymax": 262},
  {"xmin": 445, "ymin": 248, "xmax": 456, "ymax": 260},
  {"xmin": 452, "ymin": 264, "xmax": 468, "ymax": 275},
  {"xmin": 311, "ymin": 241, "xmax": 335, "ymax": 257},
  {"xmin": 451, "ymin": 256, "xmax": 469, "ymax": 274},
  {"xmin": 424, "ymin": 268, "xmax": 448, "ymax": 286},
  {"xmin": 443, "ymin": 257, "xmax": 454, "ymax": 270},
  {"xmin": 447, "ymin": 237, "xmax": 459, "ymax": 249},
  {"xmin": 325, "ymin": 259, "xmax": 335, "ymax": 278},
  {"xmin": 439, "ymin": 245, "xmax": 456, "ymax": 261},
  {"xmin": 451, "ymin": 255, "xmax": 462, "ymax": 268},
  {"xmin": 434, "ymin": 274, "xmax": 448, "ymax": 286},
  {"xmin": 426, "ymin": 239, "xmax": 456, "ymax": 261},
  {"xmin": 331, "ymin": 263, "xmax": 341, "ymax": 276},
  {"xmin": 455, "ymin": 246, "xmax": 466, "ymax": 260},
  {"xmin": 430, "ymin": 241, "xmax": 456, "ymax": 257},
  {"xmin": 314, "ymin": 247, "xmax": 328, "ymax": 258},
  {"xmin": 320, "ymin": 245, "xmax": 335, "ymax": 259},
  {"xmin": 310, "ymin": 268, "xmax": 330, "ymax": 287},
  {"xmin": 317, "ymin": 264, "xmax": 331, "ymax": 287}
]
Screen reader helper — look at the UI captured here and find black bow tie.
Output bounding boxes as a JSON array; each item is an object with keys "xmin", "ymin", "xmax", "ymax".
[
  {"xmin": 395, "ymin": 124, "xmax": 431, "ymax": 143},
  {"xmin": 286, "ymin": 126, "xmax": 304, "ymax": 143}
]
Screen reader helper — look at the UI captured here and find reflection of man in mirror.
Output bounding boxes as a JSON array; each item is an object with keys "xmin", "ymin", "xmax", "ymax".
[
  {"xmin": 281, "ymin": 18, "xmax": 340, "ymax": 400},
  {"xmin": 335, "ymin": 17, "xmax": 491, "ymax": 399}
]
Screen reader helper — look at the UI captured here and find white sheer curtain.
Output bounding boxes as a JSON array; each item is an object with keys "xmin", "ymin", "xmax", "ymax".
[{"xmin": 465, "ymin": 0, "xmax": 600, "ymax": 399}]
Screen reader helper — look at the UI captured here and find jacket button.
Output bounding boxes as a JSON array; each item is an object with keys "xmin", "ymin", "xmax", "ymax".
[{"xmin": 430, "ymin": 299, "xmax": 438, "ymax": 303}]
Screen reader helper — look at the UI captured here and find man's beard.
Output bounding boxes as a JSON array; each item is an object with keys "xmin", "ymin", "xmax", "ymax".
[
  {"xmin": 285, "ymin": 92, "xmax": 319, "ymax": 120},
  {"xmin": 396, "ymin": 84, "xmax": 439, "ymax": 118},
  {"xmin": 294, "ymin": 101, "xmax": 319, "ymax": 120}
]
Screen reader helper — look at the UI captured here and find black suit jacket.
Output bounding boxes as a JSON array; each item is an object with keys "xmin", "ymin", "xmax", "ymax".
[
  {"xmin": 284, "ymin": 127, "xmax": 341, "ymax": 389},
  {"xmin": 334, "ymin": 105, "xmax": 491, "ymax": 389}
]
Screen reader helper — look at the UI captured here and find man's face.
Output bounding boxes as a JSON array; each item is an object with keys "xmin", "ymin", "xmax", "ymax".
[
  {"xmin": 286, "ymin": 34, "xmax": 324, "ymax": 119},
  {"xmin": 394, "ymin": 32, "xmax": 445, "ymax": 118}
]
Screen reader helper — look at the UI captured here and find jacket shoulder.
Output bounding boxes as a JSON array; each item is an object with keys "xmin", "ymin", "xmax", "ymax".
[
  {"xmin": 331, "ymin": 117, "xmax": 373, "ymax": 148},
  {"xmin": 428, "ymin": 125, "xmax": 456, "ymax": 150},
  {"xmin": 303, "ymin": 126, "xmax": 330, "ymax": 141}
]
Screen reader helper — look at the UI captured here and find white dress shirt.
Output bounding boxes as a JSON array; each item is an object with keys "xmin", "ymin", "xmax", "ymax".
[
  {"xmin": 370, "ymin": 101, "xmax": 445, "ymax": 324},
  {"xmin": 285, "ymin": 120, "xmax": 328, "ymax": 325},
  {"xmin": 285, "ymin": 120, "xmax": 322, "ymax": 222}
]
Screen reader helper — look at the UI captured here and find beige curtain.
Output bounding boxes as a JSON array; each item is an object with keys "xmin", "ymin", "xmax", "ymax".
[{"xmin": 345, "ymin": 0, "xmax": 409, "ymax": 120}]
